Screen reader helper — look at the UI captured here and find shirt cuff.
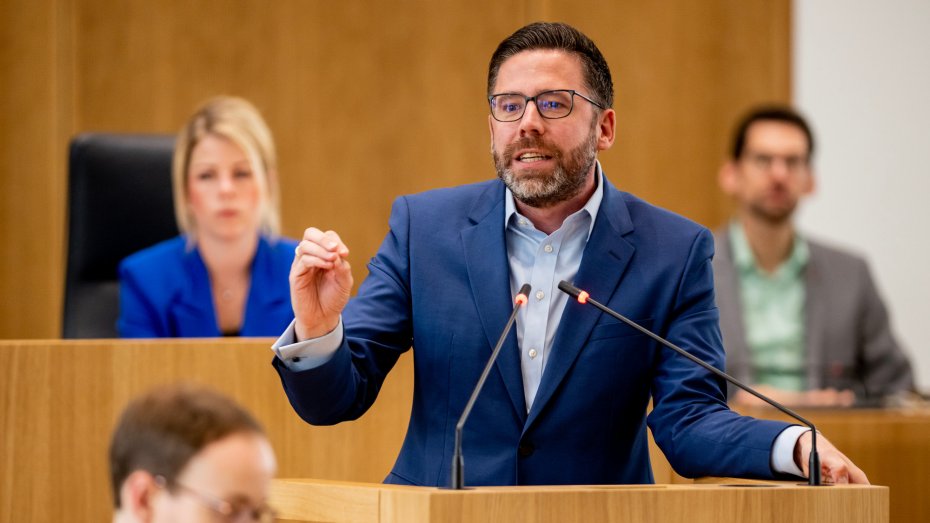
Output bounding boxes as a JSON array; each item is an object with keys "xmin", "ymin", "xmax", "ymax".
[
  {"xmin": 271, "ymin": 317, "xmax": 343, "ymax": 372},
  {"xmin": 771, "ymin": 425, "xmax": 810, "ymax": 477}
]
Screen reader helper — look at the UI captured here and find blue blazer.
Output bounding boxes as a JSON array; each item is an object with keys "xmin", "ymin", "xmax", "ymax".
[
  {"xmin": 119, "ymin": 235, "xmax": 297, "ymax": 337},
  {"xmin": 274, "ymin": 178, "xmax": 791, "ymax": 486}
]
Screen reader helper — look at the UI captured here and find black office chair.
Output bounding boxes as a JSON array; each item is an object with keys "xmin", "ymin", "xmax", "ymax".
[{"xmin": 63, "ymin": 133, "xmax": 178, "ymax": 338}]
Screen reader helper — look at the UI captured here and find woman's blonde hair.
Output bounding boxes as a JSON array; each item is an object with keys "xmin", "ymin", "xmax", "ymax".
[{"xmin": 172, "ymin": 96, "xmax": 280, "ymax": 238}]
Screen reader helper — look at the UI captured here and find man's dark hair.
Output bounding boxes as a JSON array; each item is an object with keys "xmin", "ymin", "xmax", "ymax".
[
  {"xmin": 731, "ymin": 105, "xmax": 815, "ymax": 160},
  {"xmin": 488, "ymin": 22, "xmax": 614, "ymax": 108},
  {"xmin": 109, "ymin": 383, "xmax": 264, "ymax": 508}
]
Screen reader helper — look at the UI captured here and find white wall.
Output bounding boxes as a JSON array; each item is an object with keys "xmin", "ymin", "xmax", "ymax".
[{"xmin": 794, "ymin": 0, "xmax": 930, "ymax": 391}]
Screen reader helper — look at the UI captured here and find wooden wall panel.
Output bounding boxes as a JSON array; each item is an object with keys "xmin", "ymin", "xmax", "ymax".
[
  {"xmin": 0, "ymin": 0, "xmax": 71, "ymax": 338},
  {"xmin": 0, "ymin": 0, "xmax": 790, "ymax": 338},
  {"xmin": 542, "ymin": 0, "xmax": 791, "ymax": 225}
]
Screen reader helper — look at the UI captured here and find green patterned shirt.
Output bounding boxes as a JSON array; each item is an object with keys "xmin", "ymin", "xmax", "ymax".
[{"xmin": 730, "ymin": 223, "xmax": 809, "ymax": 391}]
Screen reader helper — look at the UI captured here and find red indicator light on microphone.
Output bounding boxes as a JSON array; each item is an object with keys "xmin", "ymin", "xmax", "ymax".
[
  {"xmin": 515, "ymin": 294, "xmax": 528, "ymax": 306},
  {"xmin": 577, "ymin": 290, "xmax": 589, "ymax": 304}
]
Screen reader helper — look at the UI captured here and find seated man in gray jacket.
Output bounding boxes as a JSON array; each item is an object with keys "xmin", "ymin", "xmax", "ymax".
[{"xmin": 714, "ymin": 105, "xmax": 914, "ymax": 407}]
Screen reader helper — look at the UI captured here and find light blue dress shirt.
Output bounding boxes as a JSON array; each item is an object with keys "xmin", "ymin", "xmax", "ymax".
[{"xmin": 505, "ymin": 165, "xmax": 602, "ymax": 411}]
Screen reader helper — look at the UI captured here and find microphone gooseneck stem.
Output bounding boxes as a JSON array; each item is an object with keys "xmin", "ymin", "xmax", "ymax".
[
  {"xmin": 557, "ymin": 280, "xmax": 821, "ymax": 486},
  {"xmin": 451, "ymin": 283, "xmax": 530, "ymax": 490}
]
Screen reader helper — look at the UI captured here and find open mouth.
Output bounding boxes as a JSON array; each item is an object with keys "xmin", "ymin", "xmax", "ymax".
[{"xmin": 516, "ymin": 152, "xmax": 553, "ymax": 163}]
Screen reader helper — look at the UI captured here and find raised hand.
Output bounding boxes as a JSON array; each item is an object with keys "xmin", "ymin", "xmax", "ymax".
[{"xmin": 290, "ymin": 227, "xmax": 353, "ymax": 341}]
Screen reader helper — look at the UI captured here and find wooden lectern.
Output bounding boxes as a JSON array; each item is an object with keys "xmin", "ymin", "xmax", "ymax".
[{"xmin": 270, "ymin": 478, "xmax": 887, "ymax": 523}]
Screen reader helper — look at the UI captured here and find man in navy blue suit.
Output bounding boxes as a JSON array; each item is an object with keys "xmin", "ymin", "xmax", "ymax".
[{"xmin": 273, "ymin": 22, "xmax": 866, "ymax": 487}]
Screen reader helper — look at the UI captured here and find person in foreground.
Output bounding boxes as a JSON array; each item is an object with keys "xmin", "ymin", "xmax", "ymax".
[
  {"xmin": 110, "ymin": 383, "xmax": 277, "ymax": 522},
  {"xmin": 118, "ymin": 96, "xmax": 297, "ymax": 337},
  {"xmin": 715, "ymin": 106, "xmax": 914, "ymax": 407},
  {"xmin": 273, "ymin": 22, "xmax": 867, "ymax": 486}
]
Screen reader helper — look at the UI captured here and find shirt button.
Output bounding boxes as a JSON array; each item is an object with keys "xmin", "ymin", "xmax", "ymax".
[
  {"xmin": 535, "ymin": 290, "xmax": 544, "ymax": 300},
  {"xmin": 528, "ymin": 349, "xmax": 538, "ymax": 359},
  {"xmin": 543, "ymin": 244, "xmax": 553, "ymax": 253},
  {"xmin": 519, "ymin": 218, "xmax": 528, "ymax": 226}
]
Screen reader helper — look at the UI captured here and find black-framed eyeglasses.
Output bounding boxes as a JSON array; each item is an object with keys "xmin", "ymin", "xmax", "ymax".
[
  {"xmin": 489, "ymin": 89, "xmax": 605, "ymax": 122},
  {"xmin": 154, "ymin": 475, "xmax": 277, "ymax": 523}
]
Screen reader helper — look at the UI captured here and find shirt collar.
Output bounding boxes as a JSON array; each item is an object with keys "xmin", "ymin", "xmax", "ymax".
[
  {"xmin": 729, "ymin": 220, "xmax": 809, "ymax": 277},
  {"xmin": 504, "ymin": 160, "xmax": 604, "ymax": 239}
]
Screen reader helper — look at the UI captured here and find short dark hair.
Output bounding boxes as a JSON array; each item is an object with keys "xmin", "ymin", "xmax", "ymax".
[
  {"xmin": 730, "ymin": 105, "xmax": 815, "ymax": 160},
  {"xmin": 488, "ymin": 22, "xmax": 614, "ymax": 108},
  {"xmin": 109, "ymin": 383, "xmax": 264, "ymax": 508}
]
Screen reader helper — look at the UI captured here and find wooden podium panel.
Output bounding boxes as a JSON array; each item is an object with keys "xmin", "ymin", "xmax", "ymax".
[{"xmin": 270, "ymin": 479, "xmax": 887, "ymax": 523}]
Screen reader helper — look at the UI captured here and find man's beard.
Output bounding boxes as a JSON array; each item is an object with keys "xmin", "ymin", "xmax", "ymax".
[
  {"xmin": 493, "ymin": 121, "xmax": 598, "ymax": 209},
  {"xmin": 746, "ymin": 187, "xmax": 798, "ymax": 225}
]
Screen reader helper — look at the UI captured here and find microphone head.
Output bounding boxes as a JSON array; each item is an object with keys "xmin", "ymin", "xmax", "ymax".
[
  {"xmin": 557, "ymin": 280, "xmax": 581, "ymax": 298},
  {"xmin": 558, "ymin": 280, "xmax": 589, "ymax": 304},
  {"xmin": 515, "ymin": 283, "xmax": 531, "ymax": 305}
]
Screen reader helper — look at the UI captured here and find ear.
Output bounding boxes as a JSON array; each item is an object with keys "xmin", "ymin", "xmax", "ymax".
[
  {"xmin": 596, "ymin": 109, "xmax": 617, "ymax": 151},
  {"xmin": 718, "ymin": 160, "xmax": 739, "ymax": 195},
  {"xmin": 119, "ymin": 470, "xmax": 160, "ymax": 522}
]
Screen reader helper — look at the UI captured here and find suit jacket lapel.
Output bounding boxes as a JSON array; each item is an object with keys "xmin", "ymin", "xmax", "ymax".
[
  {"xmin": 525, "ymin": 181, "xmax": 635, "ymax": 429},
  {"xmin": 243, "ymin": 238, "xmax": 290, "ymax": 334},
  {"xmin": 803, "ymin": 244, "xmax": 826, "ymax": 389},
  {"xmin": 175, "ymin": 247, "xmax": 218, "ymax": 336},
  {"xmin": 461, "ymin": 182, "xmax": 527, "ymax": 422},
  {"xmin": 714, "ymin": 229, "xmax": 753, "ymax": 384}
]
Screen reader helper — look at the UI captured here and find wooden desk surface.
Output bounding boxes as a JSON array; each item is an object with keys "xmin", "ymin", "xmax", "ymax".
[
  {"xmin": 268, "ymin": 479, "xmax": 888, "ymax": 523},
  {"xmin": 1, "ymin": 339, "xmax": 925, "ymax": 522}
]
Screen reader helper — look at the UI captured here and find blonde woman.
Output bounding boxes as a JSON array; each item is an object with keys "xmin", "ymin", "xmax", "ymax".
[{"xmin": 118, "ymin": 96, "xmax": 296, "ymax": 337}]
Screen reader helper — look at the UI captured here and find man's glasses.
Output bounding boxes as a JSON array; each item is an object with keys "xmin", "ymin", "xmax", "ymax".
[
  {"xmin": 742, "ymin": 152, "xmax": 810, "ymax": 174},
  {"xmin": 154, "ymin": 475, "xmax": 277, "ymax": 523},
  {"xmin": 489, "ymin": 89, "xmax": 605, "ymax": 122}
]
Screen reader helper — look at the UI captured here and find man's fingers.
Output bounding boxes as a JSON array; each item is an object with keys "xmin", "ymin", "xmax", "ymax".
[
  {"xmin": 322, "ymin": 230, "xmax": 349, "ymax": 256},
  {"xmin": 300, "ymin": 227, "xmax": 350, "ymax": 257},
  {"xmin": 295, "ymin": 240, "xmax": 341, "ymax": 263},
  {"xmin": 849, "ymin": 463, "xmax": 870, "ymax": 484},
  {"xmin": 808, "ymin": 434, "xmax": 870, "ymax": 485},
  {"xmin": 825, "ymin": 457, "xmax": 869, "ymax": 485}
]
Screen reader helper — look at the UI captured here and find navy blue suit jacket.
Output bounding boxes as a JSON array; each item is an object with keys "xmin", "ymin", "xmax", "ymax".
[
  {"xmin": 118, "ymin": 235, "xmax": 297, "ymax": 337},
  {"xmin": 274, "ymin": 177, "xmax": 791, "ymax": 486}
]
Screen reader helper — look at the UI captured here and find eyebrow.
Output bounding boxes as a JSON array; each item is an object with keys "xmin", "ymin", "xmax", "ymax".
[
  {"xmin": 189, "ymin": 159, "xmax": 252, "ymax": 168},
  {"xmin": 225, "ymin": 492, "xmax": 263, "ymax": 505}
]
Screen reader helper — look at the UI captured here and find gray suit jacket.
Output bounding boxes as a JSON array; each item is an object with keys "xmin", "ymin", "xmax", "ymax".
[{"xmin": 713, "ymin": 227, "xmax": 914, "ymax": 400}]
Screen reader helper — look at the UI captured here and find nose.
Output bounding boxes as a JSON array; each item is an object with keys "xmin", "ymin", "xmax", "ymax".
[
  {"xmin": 768, "ymin": 158, "xmax": 791, "ymax": 182},
  {"xmin": 517, "ymin": 101, "xmax": 546, "ymax": 136},
  {"xmin": 218, "ymin": 172, "xmax": 236, "ymax": 195}
]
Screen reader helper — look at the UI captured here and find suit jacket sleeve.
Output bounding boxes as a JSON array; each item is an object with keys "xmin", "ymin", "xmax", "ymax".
[
  {"xmin": 272, "ymin": 197, "xmax": 414, "ymax": 425},
  {"xmin": 647, "ymin": 229, "xmax": 792, "ymax": 479}
]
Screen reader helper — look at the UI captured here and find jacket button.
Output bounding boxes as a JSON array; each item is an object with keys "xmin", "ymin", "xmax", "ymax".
[{"xmin": 518, "ymin": 443, "xmax": 535, "ymax": 457}]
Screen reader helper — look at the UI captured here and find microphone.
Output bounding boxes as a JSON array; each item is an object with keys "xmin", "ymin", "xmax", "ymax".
[
  {"xmin": 557, "ymin": 280, "xmax": 822, "ymax": 486},
  {"xmin": 451, "ymin": 283, "xmax": 531, "ymax": 490}
]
